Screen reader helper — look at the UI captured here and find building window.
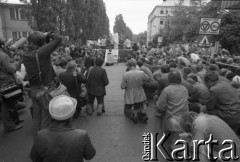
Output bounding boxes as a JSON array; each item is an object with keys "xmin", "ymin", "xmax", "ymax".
[
  {"xmin": 12, "ymin": 31, "xmax": 25, "ymax": 40},
  {"xmin": 160, "ymin": 21, "xmax": 164, "ymax": 25},
  {"xmin": 20, "ymin": 10, "xmax": 27, "ymax": 20},
  {"xmin": 22, "ymin": 32, "xmax": 28, "ymax": 38},
  {"xmin": 9, "ymin": 8, "xmax": 15, "ymax": 19},
  {"xmin": 9, "ymin": 8, "xmax": 26, "ymax": 20},
  {"xmin": 166, "ymin": 10, "xmax": 168, "ymax": 14},
  {"xmin": 12, "ymin": 32, "xmax": 18, "ymax": 39},
  {"xmin": 15, "ymin": 8, "xmax": 19, "ymax": 20},
  {"xmin": 160, "ymin": 10, "xmax": 164, "ymax": 14}
]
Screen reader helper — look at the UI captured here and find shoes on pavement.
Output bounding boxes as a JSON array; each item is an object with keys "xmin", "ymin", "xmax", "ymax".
[
  {"xmin": 137, "ymin": 111, "xmax": 148, "ymax": 123},
  {"xmin": 97, "ymin": 104, "xmax": 103, "ymax": 116},
  {"xmin": 86, "ymin": 104, "xmax": 93, "ymax": 116},
  {"xmin": 132, "ymin": 113, "xmax": 139, "ymax": 124},
  {"xmin": 16, "ymin": 101, "xmax": 27, "ymax": 111},
  {"xmin": 6, "ymin": 125, "xmax": 23, "ymax": 132},
  {"xmin": 102, "ymin": 106, "xmax": 106, "ymax": 113},
  {"xmin": 15, "ymin": 119, "xmax": 24, "ymax": 125}
]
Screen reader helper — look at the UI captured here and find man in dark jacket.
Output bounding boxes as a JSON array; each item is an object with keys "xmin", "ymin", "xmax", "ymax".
[
  {"xmin": 23, "ymin": 31, "xmax": 62, "ymax": 138},
  {"xmin": 59, "ymin": 61, "xmax": 87, "ymax": 118},
  {"xmin": 30, "ymin": 95, "xmax": 96, "ymax": 162},
  {"xmin": 205, "ymin": 71, "xmax": 240, "ymax": 134},
  {"xmin": 87, "ymin": 56, "xmax": 109, "ymax": 115}
]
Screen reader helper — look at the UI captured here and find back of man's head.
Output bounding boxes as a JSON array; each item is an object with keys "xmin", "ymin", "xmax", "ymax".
[
  {"xmin": 127, "ymin": 60, "xmax": 136, "ymax": 67},
  {"xmin": 209, "ymin": 64, "xmax": 220, "ymax": 72},
  {"xmin": 59, "ymin": 59, "xmax": 68, "ymax": 68},
  {"xmin": 66, "ymin": 61, "xmax": 77, "ymax": 71},
  {"xmin": 205, "ymin": 70, "xmax": 219, "ymax": 83},
  {"xmin": 137, "ymin": 60, "xmax": 143, "ymax": 67},
  {"xmin": 168, "ymin": 70, "xmax": 181, "ymax": 84},
  {"xmin": 161, "ymin": 64, "xmax": 170, "ymax": 74},
  {"xmin": 28, "ymin": 31, "xmax": 46, "ymax": 49}
]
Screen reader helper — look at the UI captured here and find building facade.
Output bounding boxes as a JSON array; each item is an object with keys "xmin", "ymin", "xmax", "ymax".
[
  {"xmin": 0, "ymin": 2, "xmax": 32, "ymax": 40},
  {"xmin": 220, "ymin": 0, "xmax": 240, "ymax": 10},
  {"xmin": 147, "ymin": 0, "xmax": 191, "ymax": 43}
]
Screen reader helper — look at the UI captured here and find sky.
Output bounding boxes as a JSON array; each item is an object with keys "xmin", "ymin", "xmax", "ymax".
[
  {"xmin": 103, "ymin": 0, "xmax": 162, "ymax": 34},
  {"xmin": 8, "ymin": 0, "xmax": 163, "ymax": 34}
]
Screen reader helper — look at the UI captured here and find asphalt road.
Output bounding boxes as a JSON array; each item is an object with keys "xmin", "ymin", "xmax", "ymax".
[{"xmin": 0, "ymin": 63, "xmax": 164, "ymax": 162}]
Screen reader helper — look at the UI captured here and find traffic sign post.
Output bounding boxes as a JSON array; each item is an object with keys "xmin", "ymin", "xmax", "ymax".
[
  {"xmin": 199, "ymin": 18, "xmax": 221, "ymax": 35},
  {"xmin": 197, "ymin": 35, "xmax": 214, "ymax": 48},
  {"xmin": 199, "ymin": 36, "xmax": 210, "ymax": 47}
]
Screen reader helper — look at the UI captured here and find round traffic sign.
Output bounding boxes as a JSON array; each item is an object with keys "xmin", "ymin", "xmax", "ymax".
[
  {"xmin": 200, "ymin": 21, "xmax": 210, "ymax": 31},
  {"xmin": 210, "ymin": 22, "xmax": 220, "ymax": 31}
]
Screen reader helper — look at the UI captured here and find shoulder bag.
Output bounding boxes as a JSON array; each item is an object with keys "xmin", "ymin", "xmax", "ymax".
[
  {"xmin": 35, "ymin": 50, "xmax": 68, "ymax": 97},
  {"xmin": 81, "ymin": 67, "xmax": 92, "ymax": 98}
]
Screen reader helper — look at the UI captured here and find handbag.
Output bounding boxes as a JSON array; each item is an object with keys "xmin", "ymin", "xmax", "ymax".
[
  {"xmin": 73, "ymin": 71, "xmax": 87, "ymax": 107},
  {"xmin": 80, "ymin": 67, "xmax": 92, "ymax": 98},
  {"xmin": 74, "ymin": 68, "xmax": 92, "ymax": 115},
  {"xmin": 0, "ymin": 65, "xmax": 23, "ymax": 102},
  {"xmin": 48, "ymin": 80, "xmax": 68, "ymax": 98},
  {"xmin": 35, "ymin": 51, "xmax": 68, "ymax": 98}
]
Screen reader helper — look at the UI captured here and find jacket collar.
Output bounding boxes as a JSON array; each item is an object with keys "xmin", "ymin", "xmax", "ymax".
[{"xmin": 48, "ymin": 122, "xmax": 75, "ymax": 131}]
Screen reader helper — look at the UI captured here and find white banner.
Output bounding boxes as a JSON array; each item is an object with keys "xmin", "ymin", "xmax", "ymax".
[
  {"xmin": 158, "ymin": 37, "xmax": 163, "ymax": 43},
  {"xmin": 104, "ymin": 49, "xmax": 119, "ymax": 64}
]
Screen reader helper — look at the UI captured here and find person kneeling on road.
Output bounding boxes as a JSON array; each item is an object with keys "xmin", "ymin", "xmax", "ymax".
[{"xmin": 121, "ymin": 60, "xmax": 148, "ymax": 123}]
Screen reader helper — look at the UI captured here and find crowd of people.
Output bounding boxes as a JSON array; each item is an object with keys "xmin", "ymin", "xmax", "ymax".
[
  {"xmin": 122, "ymin": 44, "xmax": 240, "ymax": 160},
  {"xmin": 0, "ymin": 31, "xmax": 109, "ymax": 161},
  {"xmin": 1, "ymin": 30, "xmax": 240, "ymax": 161}
]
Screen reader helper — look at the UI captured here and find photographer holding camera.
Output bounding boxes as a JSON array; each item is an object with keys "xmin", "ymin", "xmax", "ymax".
[
  {"xmin": 22, "ymin": 31, "xmax": 62, "ymax": 138},
  {"xmin": 0, "ymin": 37, "xmax": 24, "ymax": 132}
]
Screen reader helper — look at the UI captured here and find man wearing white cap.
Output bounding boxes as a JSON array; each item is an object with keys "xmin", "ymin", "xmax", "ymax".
[{"xmin": 30, "ymin": 95, "xmax": 96, "ymax": 162}]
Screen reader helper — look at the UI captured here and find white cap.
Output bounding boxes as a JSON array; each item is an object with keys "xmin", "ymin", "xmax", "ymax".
[{"xmin": 49, "ymin": 95, "xmax": 77, "ymax": 121}]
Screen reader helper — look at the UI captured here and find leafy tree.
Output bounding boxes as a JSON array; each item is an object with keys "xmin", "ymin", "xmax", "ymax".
[
  {"xmin": 162, "ymin": 0, "xmax": 240, "ymax": 54},
  {"xmin": 163, "ymin": 0, "xmax": 204, "ymax": 44},
  {"xmin": 113, "ymin": 14, "xmax": 133, "ymax": 40},
  {"xmin": 219, "ymin": 11, "xmax": 240, "ymax": 54},
  {"xmin": 133, "ymin": 31, "xmax": 147, "ymax": 45},
  {"xmin": 20, "ymin": 0, "xmax": 109, "ymax": 44}
]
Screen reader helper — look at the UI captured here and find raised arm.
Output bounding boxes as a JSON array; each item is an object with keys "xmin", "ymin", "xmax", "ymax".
[{"xmin": 38, "ymin": 33, "xmax": 62, "ymax": 58}]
